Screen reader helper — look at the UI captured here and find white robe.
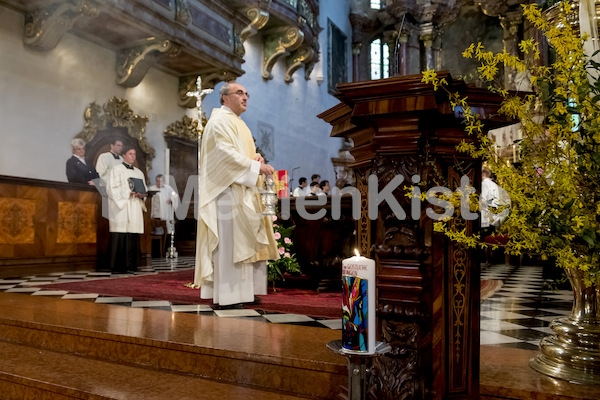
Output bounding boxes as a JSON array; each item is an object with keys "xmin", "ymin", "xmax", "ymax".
[
  {"xmin": 292, "ymin": 186, "xmax": 310, "ymax": 197},
  {"xmin": 96, "ymin": 152, "xmax": 123, "ymax": 181},
  {"xmin": 481, "ymin": 177, "xmax": 500, "ymax": 228},
  {"xmin": 107, "ymin": 163, "xmax": 147, "ymax": 234},
  {"xmin": 194, "ymin": 106, "xmax": 279, "ymax": 305},
  {"xmin": 150, "ymin": 184, "xmax": 179, "ymax": 233}
]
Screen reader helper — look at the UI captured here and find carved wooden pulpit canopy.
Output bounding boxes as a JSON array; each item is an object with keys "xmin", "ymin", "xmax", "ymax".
[{"xmin": 318, "ymin": 73, "xmax": 512, "ymax": 400}]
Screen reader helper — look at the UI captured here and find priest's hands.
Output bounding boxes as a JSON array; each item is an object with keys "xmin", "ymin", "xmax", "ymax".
[
  {"xmin": 255, "ymin": 153, "xmax": 274, "ymax": 176},
  {"xmin": 259, "ymin": 163, "xmax": 274, "ymax": 176},
  {"xmin": 130, "ymin": 191, "xmax": 147, "ymax": 199}
]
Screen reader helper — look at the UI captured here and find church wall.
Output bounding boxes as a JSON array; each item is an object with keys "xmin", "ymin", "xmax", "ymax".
[
  {"xmin": 0, "ymin": 1, "xmax": 352, "ymax": 192},
  {"xmin": 0, "ymin": 7, "xmax": 189, "ymax": 184},
  {"xmin": 196, "ymin": 0, "xmax": 353, "ymax": 190}
]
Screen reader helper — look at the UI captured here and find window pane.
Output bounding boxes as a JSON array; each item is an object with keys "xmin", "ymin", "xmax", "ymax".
[
  {"xmin": 370, "ymin": 39, "xmax": 381, "ymax": 80},
  {"xmin": 383, "ymin": 43, "xmax": 389, "ymax": 79},
  {"xmin": 370, "ymin": 0, "xmax": 381, "ymax": 10}
]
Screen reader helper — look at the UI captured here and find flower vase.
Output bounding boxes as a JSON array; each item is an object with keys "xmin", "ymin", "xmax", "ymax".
[{"xmin": 530, "ymin": 267, "xmax": 600, "ymax": 384}]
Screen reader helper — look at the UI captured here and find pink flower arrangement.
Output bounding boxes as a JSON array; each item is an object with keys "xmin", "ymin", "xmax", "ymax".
[{"xmin": 267, "ymin": 219, "xmax": 301, "ymax": 284}]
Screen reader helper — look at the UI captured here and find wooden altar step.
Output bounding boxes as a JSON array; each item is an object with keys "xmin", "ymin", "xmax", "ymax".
[{"xmin": 0, "ymin": 292, "xmax": 346, "ymax": 399}]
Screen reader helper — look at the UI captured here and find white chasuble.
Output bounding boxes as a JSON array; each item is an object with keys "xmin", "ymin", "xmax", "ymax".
[
  {"xmin": 107, "ymin": 164, "xmax": 147, "ymax": 234},
  {"xmin": 194, "ymin": 106, "xmax": 279, "ymax": 305}
]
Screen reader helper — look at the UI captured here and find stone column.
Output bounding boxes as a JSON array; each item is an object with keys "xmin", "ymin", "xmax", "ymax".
[
  {"xmin": 500, "ymin": 10, "xmax": 523, "ymax": 90},
  {"xmin": 383, "ymin": 30, "xmax": 397, "ymax": 77},
  {"xmin": 352, "ymin": 41, "xmax": 363, "ymax": 82},
  {"xmin": 419, "ymin": 22, "xmax": 435, "ymax": 71},
  {"xmin": 397, "ymin": 31, "xmax": 409, "ymax": 76}
]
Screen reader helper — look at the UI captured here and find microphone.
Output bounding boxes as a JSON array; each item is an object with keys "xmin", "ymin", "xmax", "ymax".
[{"xmin": 289, "ymin": 167, "xmax": 300, "ymax": 194}]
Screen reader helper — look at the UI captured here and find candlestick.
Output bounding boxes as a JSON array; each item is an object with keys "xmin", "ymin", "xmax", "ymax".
[
  {"xmin": 342, "ymin": 249, "xmax": 376, "ymax": 354},
  {"xmin": 165, "ymin": 148, "xmax": 170, "ymax": 186}
]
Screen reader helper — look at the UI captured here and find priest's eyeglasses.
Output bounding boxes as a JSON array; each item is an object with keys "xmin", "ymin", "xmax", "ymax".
[{"xmin": 224, "ymin": 90, "xmax": 250, "ymax": 99}]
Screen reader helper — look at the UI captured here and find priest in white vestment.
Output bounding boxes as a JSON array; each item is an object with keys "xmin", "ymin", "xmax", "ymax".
[
  {"xmin": 96, "ymin": 138, "xmax": 123, "ymax": 181},
  {"xmin": 150, "ymin": 174, "xmax": 179, "ymax": 234},
  {"xmin": 107, "ymin": 146, "xmax": 147, "ymax": 273},
  {"xmin": 194, "ymin": 82, "xmax": 279, "ymax": 306}
]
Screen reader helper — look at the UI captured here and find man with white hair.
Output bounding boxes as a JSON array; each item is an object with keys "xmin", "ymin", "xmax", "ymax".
[{"xmin": 66, "ymin": 138, "xmax": 98, "ymax": 185}]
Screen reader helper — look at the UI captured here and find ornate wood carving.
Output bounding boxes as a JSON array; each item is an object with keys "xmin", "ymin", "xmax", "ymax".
[
  {"xmin": 23, "ymin": 0, "xmax": 100, "ymax": 51},
  {"xmin": 262, "ymin": 26, "xmax": 304, "ymax": 80},
  {"xmin": 76, "ymin": 97, "xmax": 154, "ymax": 175},
  {"xmin": 164, "ymin": 115, "xmax": 201, "ymax": 142},
  {"xmin": 318, "ymin": 73, "xmax": 511, "ymax": 399},
  {"xmin": 116, "ymin": 39, "xmax": 182, "ymax": 88}
]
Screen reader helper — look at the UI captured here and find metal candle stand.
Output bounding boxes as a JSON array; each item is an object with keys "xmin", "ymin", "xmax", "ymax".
[{"xmin": 327, "ymin": 340, "xmax": 391, "ymax": 400}]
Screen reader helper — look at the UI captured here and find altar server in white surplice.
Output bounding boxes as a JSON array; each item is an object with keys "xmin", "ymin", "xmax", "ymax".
[
  {"xmin": 150, "ymin": 174, "xmax": 179, "ymax": 234},
  {"xmin": 194, "ymin": 82, "xmax": 279, "ymax": 307},
  {"xmin": 107, "ymin": 146, "xmax": 147, "ymax": 273},
  {"xmin": 96, "ymin": 138, "xmax": 123, "ymax": 181}
]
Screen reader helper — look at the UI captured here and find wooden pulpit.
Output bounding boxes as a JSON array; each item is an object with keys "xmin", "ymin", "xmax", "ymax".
[{"xmin": 318, "ymin": 73, "xmax": 512, "ymax": 400}]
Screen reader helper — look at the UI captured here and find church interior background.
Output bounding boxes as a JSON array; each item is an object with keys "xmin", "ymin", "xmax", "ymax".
[{"xmin": 1, "ymin": 0, "xmax": 598, "ymax": 399}]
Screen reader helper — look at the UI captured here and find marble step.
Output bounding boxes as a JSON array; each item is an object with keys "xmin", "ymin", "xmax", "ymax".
[
  {"xmin": 0, "ymin": 340, "xmax": 311, "ymax": 400},
  {"xmin": 0, "ymin": 292, "xmax": 346, "ymax": 399}
]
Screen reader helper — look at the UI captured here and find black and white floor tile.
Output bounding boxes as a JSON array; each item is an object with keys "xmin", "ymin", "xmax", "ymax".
[
  {"xmin": 480, "ymin": 263, "xmax": 572, "ymax": 350},
  {"xmin": 0, "ymin": 257, "xmax": 572, "ymax": 348},
  {"xmin": 0, "ymin": 256, "xmax": 342, "ymax": 330}
]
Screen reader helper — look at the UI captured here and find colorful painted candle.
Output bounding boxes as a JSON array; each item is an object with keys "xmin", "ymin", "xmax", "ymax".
[{"xmin": 342, "ymin": 249, "xmax": 376, "ymax": 354}]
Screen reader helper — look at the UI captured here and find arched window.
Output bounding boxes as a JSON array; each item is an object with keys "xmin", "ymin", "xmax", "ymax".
[{"xmin": 370, "ymin": 38, "xmax": 389, "ymax": 80}]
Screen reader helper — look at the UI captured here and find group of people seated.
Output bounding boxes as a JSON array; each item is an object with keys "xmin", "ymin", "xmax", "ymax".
[{"xmin": 292, "ymin": 174, "xmax": 350, "ymax": 197}]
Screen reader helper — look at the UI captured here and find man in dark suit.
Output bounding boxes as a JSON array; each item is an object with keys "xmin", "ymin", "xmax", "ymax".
[{"xmin": 66, "ymin": 138, "xmax": 99, "ymax": 185}]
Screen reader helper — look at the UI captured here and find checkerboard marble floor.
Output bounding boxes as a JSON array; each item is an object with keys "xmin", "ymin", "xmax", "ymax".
[
  {"xmin": 0, "ymin": 257, "xmax": 342, "ymax": 330},
  {"xmin": 0, "ymin": 257, "xmax": 573, "ymax": 349},
  {"xmin": 480, "ymin": 262, "xmax": 572, "ymax": 350}
]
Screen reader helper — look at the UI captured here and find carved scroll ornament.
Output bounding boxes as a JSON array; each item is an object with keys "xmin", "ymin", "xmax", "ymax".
[
  {"xmin": 262, "ymin": 26, "xmax": 304, "ymax": 80},
  {"xmin": 284, "ymin": 44, "xmax": 315, "ymax": 82},
  {"xmin": 116, "ymin": 39, "xmax": 182, "ymax": 88},
  {"xmin": 24, "ymin": 0, "xmax": 100, "ymax": 51},
  {"xmin": 240, "ymin": 2, "xmax": 271, "ymax": 42}
]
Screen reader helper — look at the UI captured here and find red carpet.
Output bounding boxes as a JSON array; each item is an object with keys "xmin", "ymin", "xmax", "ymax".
[
  {"xmin": 42, "ymin": 270, "xmax": 342, "ymax": 319},
  {"xmin": 42, "ymin": 271, "xmax": 502, "ymax": 318}
]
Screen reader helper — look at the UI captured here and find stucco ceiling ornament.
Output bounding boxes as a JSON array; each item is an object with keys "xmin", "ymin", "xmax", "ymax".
[{"xmin": 23, "ymin": 0, "xmax": 100, "ymax": 51}]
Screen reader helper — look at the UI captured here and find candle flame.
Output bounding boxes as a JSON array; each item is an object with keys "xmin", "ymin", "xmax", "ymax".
[{"xmin": 354, "ymin": 248, "xmax": 360, "ymax": 257}]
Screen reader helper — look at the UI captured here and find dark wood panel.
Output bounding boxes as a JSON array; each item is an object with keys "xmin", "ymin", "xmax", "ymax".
[{"xmin": 0, "ymin": 176, "xmax": 152, "ymax": 276}]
